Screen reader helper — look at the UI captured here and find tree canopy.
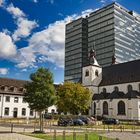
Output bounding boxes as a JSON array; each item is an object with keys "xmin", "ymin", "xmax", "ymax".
[
  {"xmin": 56, "ymin": 81, "xmax": 91, "ymax": 115},
  {"xmin": 24, "ymin": 67, "xmax": 56, "ymax": 112}
]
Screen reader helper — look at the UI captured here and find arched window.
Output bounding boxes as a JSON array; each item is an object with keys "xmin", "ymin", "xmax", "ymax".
[
  {"xmin": 127, "ymin": 85, "xmax": 133, "ymax": 92},
  {"xmin": 118, "ymin": 101, "xmax": 125, "ymax": 115},
  {"xmin": 138, "ymin": 83, "xmax": 140, "ymax": 92},
  {"xmin": 95, "ymin": 70, "xmax": 99, "ymax": 77},
  {"xmin": 30, "ymin": 109, "xmax": 33, "ymax": 116},
  {"xmin": 93, "ymin": 102, "xmax": 96, "ymax": 115},
  {"xmin": 102, "ymin": 88, "xmax": 106, "ymax": 93},
  {"xmin": 85, "ymin": 70, "xmax": 89, "ymax": 77},
  {"xmin": 51, "ymin": 109, "xmax": 55, "ymax": 114},
  {"xmin": 22, "ymin": 108, "xmax": 26, "ymax": 116},
  {"xmin": 114, "ymin": 86, "xmax": 119, "ymax": 92},
  {"xmin": 103, "ymin": 101, "xmax": 108, "ymax": 115}
]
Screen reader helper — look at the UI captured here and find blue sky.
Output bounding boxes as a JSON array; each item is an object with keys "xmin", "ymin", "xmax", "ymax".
[{"xmin": 0, "ymin": 0, "xmax": 140, "ymax": 83}]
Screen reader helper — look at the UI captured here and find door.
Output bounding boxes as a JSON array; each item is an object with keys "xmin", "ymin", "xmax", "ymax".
[{"xmin": 13, "ymin": 108, "xmax": 18, "ymax": 118}]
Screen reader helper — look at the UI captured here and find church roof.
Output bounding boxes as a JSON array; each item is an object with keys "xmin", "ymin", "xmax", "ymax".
[
  {"xmin": 100, "ymin": 59, "xmax": 140, "ymax": 86},
  {"xmin": 92, "ymin": 92, "xmax": 110, "ymax": 100},
  {"xmin": 108, "ymin": 91, "xmax": 125, "ymax": 99},
  {"xmin": 93, "ymin": 90, "xmax": 140, "ymax": 100},
  {"xmin": 124, "ymin": 90, "xmax": 140, "ymax": 99}
]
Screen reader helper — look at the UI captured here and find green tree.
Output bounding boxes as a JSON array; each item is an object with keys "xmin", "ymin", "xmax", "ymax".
[
  {"xmin": 57, "ymin": 82, "xmax": 91, "ymax": 115},
  {"xmin": 24, "ymin": 67, "xmax": 56, "ymax": 132}
]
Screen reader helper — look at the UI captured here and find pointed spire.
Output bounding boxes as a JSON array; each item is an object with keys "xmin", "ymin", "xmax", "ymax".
[{"xmin": 89, "ymin": 48, "xmax": 99, "ymax": 66}]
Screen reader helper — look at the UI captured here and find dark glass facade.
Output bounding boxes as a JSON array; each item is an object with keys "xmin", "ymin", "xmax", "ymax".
[
  {"xmin": 65, "ymin": 2, "xmax": 140, "ymax": 82},
  {"xmin": 65, "ymin": 18, "xmax": 88, "ymax": 82}
]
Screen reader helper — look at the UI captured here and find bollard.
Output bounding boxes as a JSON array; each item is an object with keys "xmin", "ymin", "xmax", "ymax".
[
  {"xmin": 63, "ymin": 131, "xmax": 65, "ymax": 140},
  {"xmin": 23, "ymin": 127, "xmax": 25, "ymax": 133},
  {"xmin": 11, "ymin": 123, "xmax": 13, "ymax": 133},
  {"xmin": 73, "ymin": 131, "xmax": 76, "ymax": 140},
  {"xmin": 108, "ymin": 125, "xmax": 110, "ymax": 132},
  {"xmin": 53, "ymin": 129, "xmax": 56, "ymax": 140},
  {"xmin": 99, "ymin": 136, "xmax": 102, "ymax": 140},
  {"xmin": 120, "ymin": 126, "xmax": 122, "ymax": 132},
  {"xmin": 85, "ymin": 133, "xmax": 88, "ymax": 140}
]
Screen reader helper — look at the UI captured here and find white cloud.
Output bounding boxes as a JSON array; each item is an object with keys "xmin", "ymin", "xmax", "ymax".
[
  {"xmin": 12, "ymin": 17, "xmax": 38, "ymax": 41},
  {"xmin": 21, "ymin": 69, "xmax": 27, "ymax": 72},
  {"xmin": 100, "ymin": 0, "xmax": 118, "ymax": 6},
  {"xmin": 32, "ymin": 0, "xmax": 38, "ymax": 3},
  {"xmin": 14, "ymin": 46, "xmax": 37, "ymax": 68},
  {"xmin": 0, "ymin": 32, "xmax": 17, "ymax": 58},
  {"xmin": 15, "ymin": 9, "xmax": 95, "ymax": 69},
  {"xmin": 7, "ymin": 4, "xmax": 25, "ymax": 18},
  {"xmin": 0, "ymin": 68, "xmax": 9, "ymax": 75},
  {"xmin": 0, "ymin": 0, "xmax": 5, "ymax": 6},
  {"xmin": 6, "ymin": 4, "xmax": 38, "ymax": 41}
]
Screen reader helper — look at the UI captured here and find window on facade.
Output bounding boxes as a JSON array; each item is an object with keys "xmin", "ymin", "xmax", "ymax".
[
  {"xmin": 127, "ymin": 85, "xmax": 133, "ymax": 92},
  {"xmin": 22, "ymin": 98, "xmax": 26, "ymax": 103},
  {"xmin": 30, "ymin": 109, "xmax": 33, "ymax": 116},
  {"xmin": 103, "ymin": 101, "xmax": 108, "ymax": 115},
  {"xmin": 9, "ymin": 87, "xmax": 14, "ymax": 92},
  {"xmin": 114, "ymin": 86, "xmax": 119, "ymax": 92},
  {"xmin": 93, "ymin": 102, "xmax": 96, "ymax": 115},
  {"xmin": 18, "ymin": 87, "xmax": 24, "ymax": 92},
  {"xmin": 85, "ymin": 70, "xmax": 89, "ymax": 77},
  {"xmin": 22, "ymin": 108, "xmax": 26, "ymax": 116},
  {"xmin": 14, "ymin": 97, "xmax": 19, "ymax": 103},
  {"xmin": 0, "ymin": 86, "xmax": 5, "ymax": 91},
  {"xmin": 118, "ymin": 101, "xmax": 125, "ymax": 115},
  {"xmin": 95, "ymin": 70, "xmax": 99, "ymax": 77},
  {"xmin": 4, "ymin": 107, "xmax": 9, "ymax": 115},
  {"xmin": 102, "ymin": 88, "xmax": 107, "ymax": 93},
  {"xmin": 51, "ymin": 109, "xmax": 55, "ymax": 114},
  {"xmin": 139, "ymin": 83, "xmax": 140, "ymax": 92},
  {"xmin": 5, "ymin": 96, "xmax": 10, "ymax": 102}
]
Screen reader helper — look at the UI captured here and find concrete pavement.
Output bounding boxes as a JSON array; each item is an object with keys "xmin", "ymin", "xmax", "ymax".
[{"xmin": 0, "ymin": 133, "xmax": 42, "ymax": 140}]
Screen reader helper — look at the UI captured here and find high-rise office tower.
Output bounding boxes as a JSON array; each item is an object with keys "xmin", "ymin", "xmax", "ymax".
[
  {"xmin": 65, "ymin": 2, "xmax": 140, "ymax": 82},
  {"xmin": 65, "ymin": 18, "xmax": 88, "ymax": 82}
]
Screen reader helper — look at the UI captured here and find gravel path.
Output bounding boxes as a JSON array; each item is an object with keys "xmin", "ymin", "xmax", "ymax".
[{"xmin": 100, "ymin": 132, "xmax": 140, "ymax": 140}]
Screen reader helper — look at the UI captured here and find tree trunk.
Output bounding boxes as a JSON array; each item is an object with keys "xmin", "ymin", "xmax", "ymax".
[{"xmin": 39, "ymin": 111, "xmax": 43, "ymax": 132}]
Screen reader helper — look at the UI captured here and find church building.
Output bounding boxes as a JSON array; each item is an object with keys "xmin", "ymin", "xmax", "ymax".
[{"xmin": 82, "ymin": 49, "xmax": 140, "ymax": 120}]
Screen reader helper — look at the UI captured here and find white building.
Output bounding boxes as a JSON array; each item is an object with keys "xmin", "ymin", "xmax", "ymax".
[
  {"xmin": 0, "ymin": 78, "xmax": 57, "ymax": 118},
  {"xmin": 82, "ymin": 49, "xmax": 140, "ymax": 121}
]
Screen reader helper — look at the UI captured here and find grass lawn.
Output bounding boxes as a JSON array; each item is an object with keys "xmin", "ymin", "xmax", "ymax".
[{"xmin": 22, "ymin": 132, "xmax": 114, "ymax": 140}]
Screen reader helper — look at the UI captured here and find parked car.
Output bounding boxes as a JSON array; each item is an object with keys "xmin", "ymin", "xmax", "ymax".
[
  {"xmin": 44, "ymin": 113, "xmax": 52, "ymax": 119},
  {"xmin": 58, "ymin": 117, "xmax": 73, "ymax": 126},
  {"xmin": 78, "ymin": 116, "xmax": 89, "ymax": 124},
  {"xmin": 73, "ymin": 118, "xmax": 85, "ymax": 126},
  {"xmin": 102, "ymin": 118, "xmax": 119, "ymax": 125}
]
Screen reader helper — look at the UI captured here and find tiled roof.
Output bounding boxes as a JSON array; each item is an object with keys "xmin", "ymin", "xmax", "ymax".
[
  {"xmin": 0, "ymin": 77, "xmax": 28, "ymax": 87},
  {"xmin": 100, "ymin": 59, "xmax": 140, "ymax": 86},
  {"xmin": 0, "ymin": 77, "xmax": 28, "ymax": 95}
]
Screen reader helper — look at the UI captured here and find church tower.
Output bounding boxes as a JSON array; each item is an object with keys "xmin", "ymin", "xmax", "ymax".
[
  {"xmin": 82, "ymin": 49, "xmax": 102, "ymax": 93},
  {"xmin": 82, "ymin": 49, "xmax": 102, "ymax": 116}
]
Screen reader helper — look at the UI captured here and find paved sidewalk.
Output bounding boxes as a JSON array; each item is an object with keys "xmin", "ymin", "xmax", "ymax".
[
  {"xmin": 101, "ymin": 132, "xmax": 140, "ymax": 140},
  {"xmin": 0, "ymin": 133, "xmax": 42, "ymax": 140}
]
